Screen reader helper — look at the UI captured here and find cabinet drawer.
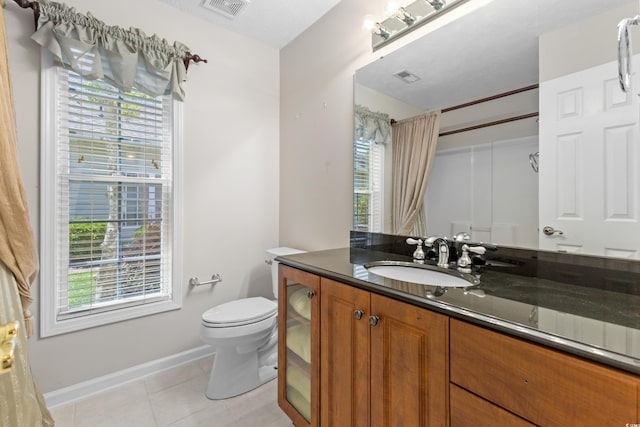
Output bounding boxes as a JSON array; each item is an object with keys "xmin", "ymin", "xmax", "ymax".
[
  {"xmin": 450, "ymin": 319, "xmax": 640, "ymax": 426},
  {"xmin": 450, "ymin": 384, "xmax": 534, "ymax": 427}
]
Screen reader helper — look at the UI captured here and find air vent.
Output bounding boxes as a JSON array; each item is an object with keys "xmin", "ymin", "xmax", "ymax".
[
  {"xmin": 202, "ymin": 0, "xmax": 250, "ymax": 19},
  {"xmin": 393, "ymin": 70, "xmax": 421, "ymax": 84}
]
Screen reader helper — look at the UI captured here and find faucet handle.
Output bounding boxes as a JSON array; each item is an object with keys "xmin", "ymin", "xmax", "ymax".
[
  {"xmin": 464, "ymin": 244, "xmax": 486, "ymax": 255},
  {"xmin": 406, "ymin": 238, "xmax": 425, "ymax": 262},
  {"xmin": 457, "ymin": 244, "xmax": 486, "ymax": 273}
]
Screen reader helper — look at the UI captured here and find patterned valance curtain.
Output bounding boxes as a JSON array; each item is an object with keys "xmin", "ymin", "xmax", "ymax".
[
  {"xmin": 354, "ymin": 104, "xmax": 391, "ymax": 145},
  {"xmin": 31, "ymin": 0, "xmax": 191, "ymax": 99}
]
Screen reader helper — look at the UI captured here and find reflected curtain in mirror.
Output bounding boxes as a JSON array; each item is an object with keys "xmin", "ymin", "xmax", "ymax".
[
  {"xmin": 392, "ymin": 111, "xmax": 441, "ymax": 235},
  {"xmin": 354, "ymin": 105, "xmax": 390, "ymax": 232}
]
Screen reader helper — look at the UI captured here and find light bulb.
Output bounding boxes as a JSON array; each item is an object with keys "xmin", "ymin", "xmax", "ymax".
[
  {"xmin": 386, "ymin": 1, "xmax": 400, "ymax": 13},
  {"xmin": 362, "ymin": 14, "xmax": 376, "ymax": 30}
]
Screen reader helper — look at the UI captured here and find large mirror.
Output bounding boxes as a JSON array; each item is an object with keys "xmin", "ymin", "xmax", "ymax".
[{"xmin": 354, "ymin": 0, "xmax": 640, "ymax": 259}]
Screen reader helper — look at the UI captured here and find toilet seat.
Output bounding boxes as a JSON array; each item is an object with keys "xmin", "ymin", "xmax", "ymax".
[{"xmin": 202, "ymin": 297, "xmax": 277, "ymax": 328}]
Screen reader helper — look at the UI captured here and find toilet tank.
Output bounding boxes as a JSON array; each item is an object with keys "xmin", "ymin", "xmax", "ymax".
[{"xmin": 266, "ymin": 247, "xmax": 305, "ymax": 299}]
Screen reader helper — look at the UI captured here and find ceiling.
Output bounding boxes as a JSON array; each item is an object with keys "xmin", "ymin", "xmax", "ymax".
[
  {"xmin": 157, "ymin": 0, "xmax": 343, "ymax": 49},
  {"xmin": 356, "ymin": 0, "xmax": 633, "ymax": 111}
]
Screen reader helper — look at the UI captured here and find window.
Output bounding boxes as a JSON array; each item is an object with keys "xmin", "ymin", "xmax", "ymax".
[
  {"xmin": 40, "ymin": 54, "xmax": 183, "ymax": 337},
  {"xmin": 353, "ymin": 132, "xmax": 384, "ymax": 232}
]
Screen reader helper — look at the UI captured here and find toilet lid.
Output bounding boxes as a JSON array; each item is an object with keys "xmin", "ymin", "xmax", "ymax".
[{"xmin": 202, "ymin": 297, "xmax": 277, "ymax": 327}]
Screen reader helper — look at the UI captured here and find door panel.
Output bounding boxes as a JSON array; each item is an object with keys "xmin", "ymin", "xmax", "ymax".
[{"xmin": 539, "ymin": 57, "xmax": 640, "ymax": 258}]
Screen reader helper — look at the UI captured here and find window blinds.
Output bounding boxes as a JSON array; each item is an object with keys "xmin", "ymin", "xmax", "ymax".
[
  {"xmin": 353, "ymin": 137, "xmax": 383, "ymax": 232},
  {"xmin": 55, "ymin": 67, "xmax": 174, "ymax": 318}
]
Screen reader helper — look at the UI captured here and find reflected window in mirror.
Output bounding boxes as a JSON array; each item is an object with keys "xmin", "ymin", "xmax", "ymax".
[{"xmin": 353, "ymin": 105, "xmax": 391, "ymax": 232}]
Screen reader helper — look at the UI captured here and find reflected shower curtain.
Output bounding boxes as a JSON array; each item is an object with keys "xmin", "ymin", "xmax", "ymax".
[
  {"xmin": 391, "ymin": 111, "xmax": 441, "ymax": 236},
  {"xmin": 0, "ymin": 2, "xmax": 54, "ymax": 426}
]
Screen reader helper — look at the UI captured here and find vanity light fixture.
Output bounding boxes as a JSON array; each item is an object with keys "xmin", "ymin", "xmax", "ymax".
[
  {"xmin": 395, "ymin": 7, "xmax": 416, "ymax": 25},
  {"xmin": 373, "ymin": 22, "xmax": 392, "ymax": 39},
  {"xmin": 369, "ymin": 0, "xmax": 469, "ymax": 50},
  {"xmin": 426, "ymin": 0, "xmax": 446, "ymax": 10}
]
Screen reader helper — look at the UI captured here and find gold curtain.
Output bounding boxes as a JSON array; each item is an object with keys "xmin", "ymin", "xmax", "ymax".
[
  {"xmin": 391, "ymin": 110, "xmax": 441, "ymax": 236},
  {"xmin": 0, "ymin": 4, "xmax": 53, "ymax": 425},
  {"xmin": 0, "ymin": 261, "xmax": 54, "ymax": 426},
  {"xmin": 0, "ymin": 0, "xmax": 39, "ymax": 337}
]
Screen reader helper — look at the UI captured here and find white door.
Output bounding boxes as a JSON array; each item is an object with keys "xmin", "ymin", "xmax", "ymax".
[{"xmin": 539, "ymin": 58, "xmax": 640, "ymax": 259}]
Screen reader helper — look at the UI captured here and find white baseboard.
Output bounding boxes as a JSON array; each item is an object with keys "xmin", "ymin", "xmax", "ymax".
[{"xmin": 44, "ymin": 345, "xmax": 215, "ymax": 409}]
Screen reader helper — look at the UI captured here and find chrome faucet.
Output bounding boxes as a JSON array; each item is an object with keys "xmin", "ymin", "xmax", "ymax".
[{"xmin": 424, "ymin": 236, "xmax": 450, "ymax": 268}]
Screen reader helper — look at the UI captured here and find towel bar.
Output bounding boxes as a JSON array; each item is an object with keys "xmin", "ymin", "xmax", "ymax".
[{"xmin": 189, "ymin": 274, "xmax": 222, "ymax": 287}]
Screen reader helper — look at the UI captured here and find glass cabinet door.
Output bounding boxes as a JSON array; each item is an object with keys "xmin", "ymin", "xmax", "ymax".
[{"xmin": 278, "ymin": 265, "xmax": 319, "ymax": 427}]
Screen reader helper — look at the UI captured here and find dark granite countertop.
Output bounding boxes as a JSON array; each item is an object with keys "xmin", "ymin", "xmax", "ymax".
[{"xmin": 277, "ymin": 246, "xmax": 640, "ymax": 375}]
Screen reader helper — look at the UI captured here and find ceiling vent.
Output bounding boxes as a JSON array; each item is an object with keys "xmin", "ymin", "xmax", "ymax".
[
  {"xmin": 393, "ymin": 70, "xmax": 421, "ymax": 84},
  {"xmin": 202, "ymin": 0, "xmax": 250, "ymax": 19}
]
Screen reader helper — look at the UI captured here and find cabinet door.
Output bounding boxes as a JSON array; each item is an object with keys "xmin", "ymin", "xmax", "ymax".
[
  {"xmin": 451, "ymin": 319, "xmax": 640, "ymax": 426},
  {"xmin": 320, "ymin": 278, "xmax": 370, "ymax": 427},
  {"xmin": 278, "ymin": 265, "xmax": 320, "ymax": 427},
  {"xmin": 370, "ymin": 293, "xmax": 449, "ymax": 427}
]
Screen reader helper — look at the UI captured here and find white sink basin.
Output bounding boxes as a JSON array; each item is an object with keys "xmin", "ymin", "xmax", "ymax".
[{"xmin": 364, "ymin": 261, "xmax": 479, "ymax": 287}]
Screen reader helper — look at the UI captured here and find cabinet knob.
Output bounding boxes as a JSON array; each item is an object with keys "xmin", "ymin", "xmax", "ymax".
[
  {"xmin": 368, "ymin": 315, "xmax": 380, "ymax": 326},
  {"xmin": 354, "ymin": 309, "xmax": 365, "ymax": 320},
  {"xmin": 307, "ymin": 290, "xmax": 316, "ymax": 299}
]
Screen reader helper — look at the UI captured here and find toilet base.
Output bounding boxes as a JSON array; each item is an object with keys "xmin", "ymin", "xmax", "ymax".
[{"xmin": 205, "ymin": 345, "xmax": 277, "ymax": 400}]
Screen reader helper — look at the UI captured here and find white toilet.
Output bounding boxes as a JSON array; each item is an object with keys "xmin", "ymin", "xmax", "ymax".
[{"xmin": 200, "ymin": 247, "xmax": 305, "ymax": 399}]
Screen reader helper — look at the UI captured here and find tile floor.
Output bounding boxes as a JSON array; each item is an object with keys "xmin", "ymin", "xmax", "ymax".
[{"xmin": 48, "ymin": 356, "xmax": 292, "ymax": 427}]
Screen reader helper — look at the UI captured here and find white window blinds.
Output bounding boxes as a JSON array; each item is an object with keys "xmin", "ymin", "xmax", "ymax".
[
  {"xmin": 41, "ymin": 61, "xmax": 182, "ymax": 336},
  {"xmin": 353, "ymin": 137, "xmax": 384, "ymax": 232}
]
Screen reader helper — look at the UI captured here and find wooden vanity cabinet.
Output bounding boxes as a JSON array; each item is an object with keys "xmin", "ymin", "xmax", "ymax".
[
  {"xmin": 278, "ymin": 264, "xmax": 640, "ymax": 427},
  {"xmin": 278, "ymin": 265, "xmax": 321, "ymax": 427},
  {"xmin": 320, "ymin": 277, "xmax": 449, "ymax": 427},
  {"xmin": 450, "ymin": 319, "xmax": 640, "ymax": 426}
]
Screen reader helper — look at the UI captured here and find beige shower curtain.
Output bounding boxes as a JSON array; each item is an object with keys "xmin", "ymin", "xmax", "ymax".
[
  {"xmin": 0, "ymin": 2, "xmax": 54, "ymax": 425},
  {"xmin": 391, "ymin": 110, "xmax": 441, "ymax": 236}
]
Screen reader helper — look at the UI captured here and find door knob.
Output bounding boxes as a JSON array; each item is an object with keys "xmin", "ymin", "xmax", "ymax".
[
  {"xmin": 542, "ymin": 226, "xmax": 563, "ymax": 236},
  {"xmin": 307, "ymin": 290, "xmax": 316, "ymax": 299},
  {"xmin": 368, "ymin": 315, "xmax": 380, "ymax": 326},
  {"xmin": 354, "ymin": 309, "xmax": 365, "ymax": 320}
]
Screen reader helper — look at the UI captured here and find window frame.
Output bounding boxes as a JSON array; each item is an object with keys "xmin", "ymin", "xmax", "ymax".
[{"xmin": 39, "ymin": 51, "xmax": 183, "ymax": 337}]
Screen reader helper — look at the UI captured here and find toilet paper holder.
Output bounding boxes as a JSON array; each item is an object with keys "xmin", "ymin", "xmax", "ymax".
[{"xmin": 189, "ymin": 274, "xmax": 222, "ymax": 287}]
